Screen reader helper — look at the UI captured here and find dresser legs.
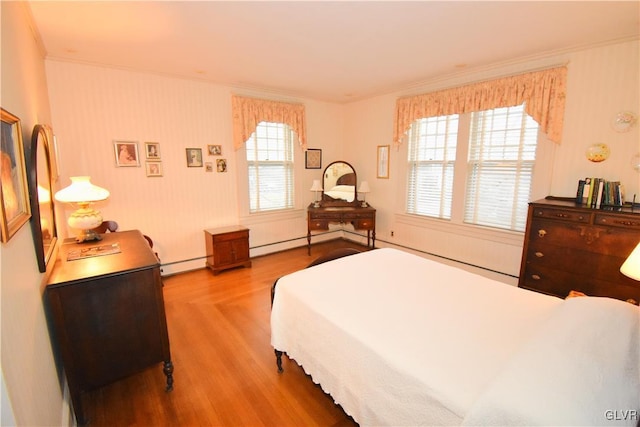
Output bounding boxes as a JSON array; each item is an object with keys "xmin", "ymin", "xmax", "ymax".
[{"xmin": 163, "ymin": 360, "xmax": 174, "ymax": 391}]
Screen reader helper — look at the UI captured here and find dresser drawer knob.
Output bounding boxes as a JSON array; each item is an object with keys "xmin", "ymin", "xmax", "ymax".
[
  {"xmin": 537, "ymin": 229, "xmax": 547, "ymax": 238},
  {"xmin": 535, "ymin": 252, "xmax": 544, "ymax": 258},
  {"xmin": 531, "ymin": 274, "xmax": 541, "ymax": 280}
]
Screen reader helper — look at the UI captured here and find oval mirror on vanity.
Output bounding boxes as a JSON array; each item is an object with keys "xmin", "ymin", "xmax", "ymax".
[
  {"xmin": 322, "ymin": 160, "xmax": 357, "ymax": 206},
  {"xmin": 28, "ymin": 124, "xmax": 58, "ymax": 272}
]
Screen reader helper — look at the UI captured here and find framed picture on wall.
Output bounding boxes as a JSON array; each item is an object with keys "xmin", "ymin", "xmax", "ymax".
[
  {"xmin": 305, "ymin": 149, "xmax": 322, "ymax": 169},
  {"xmin": 186, "ymin": 148, "xmax": 203, "ymax": 167},
  {"xmin": 145, "ymin": 142, "xmax": 161, "ymax": 160},
  {"xmin": 114, "ymin": 141, "xmax": 140, "ymax": 167},
  {"xmin": 208, "ymin": 144, "xmax": 222, "ymax": 156},
  {"xmin": 377, "ymin": 145, "xmax": 390, "ymax": 179},
  {"xmin": 0, "ymin": 108, "xmax": 31, "ymax": 243},
  {"xmin": 145, "ymin": 162, "xmax": 163, "ymax": 177}
]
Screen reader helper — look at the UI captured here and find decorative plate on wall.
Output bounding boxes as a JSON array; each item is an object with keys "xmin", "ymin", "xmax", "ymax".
[
  {"xmin": 586, "ymin": 143, "xmax": 611, "ymax": 163},
  {"xmin": 611, "ymin": 111, "xmax": 637, "ymax": 133}
]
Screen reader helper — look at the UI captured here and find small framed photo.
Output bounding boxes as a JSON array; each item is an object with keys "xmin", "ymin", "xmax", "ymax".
[
  {"xmin": 114, "ymin": 141, "xmax": 140, "ymax": 167},
  {"xmin": 145, "ymin": 162, "xmax": 163, "ymax": 177},
  {"xmin": 186, "ymin": 148, "xmax": 203, "ymax": 167},
  {"xmin": 305, "ymin": 149, "xmax": 322, "ymax": 169},
  {"xmin": 145, "ymin": 142, "xmax": 161, "ymax": 160},
  {"xmin": 205, "ymin": 162, "xmax": 214, "ymax": 172},
  {"xmin": 208, "ymin": 144, "xmax": 222, "ymax": 156},
  {"xmin": 1, "ymin": 108, "xmax": 31, "ymax": 243},
  {"xmin": 216, "ymin": 158, "xmax": 227, "ymax": 172},
  {"xmin": 377, "ymin": 145, "xmax": 390, "ymax": 179}
]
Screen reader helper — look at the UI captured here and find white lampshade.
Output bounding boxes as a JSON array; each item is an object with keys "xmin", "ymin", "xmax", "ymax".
[
  {"xmin": 55, "ymin": 176, "xmax": 109, "ymax": 203},
  {"xmin": 358, "ymin": 181, "xmax": 371, "ymax": 193},
  {"xmin": 55, "ymin": 176, "xmax": 110, "ymax": 242},
  {"xmin": 310, "ymin": 179, "xmax": 323, "ymax": 192},
  {"xmin": 621, "ymin": 242, "xmax": 640, "ymax": 281}
]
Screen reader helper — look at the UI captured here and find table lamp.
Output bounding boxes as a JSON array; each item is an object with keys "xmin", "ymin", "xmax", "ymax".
[
  {"xmin": 55, "ymin": 176, "xmax": 110, "ymax": 242},
  {"xmin": 620, "ymin": 242, "xmax": 640, "ymax": 281},
  {"xmin": 358, "ymin": 181, "xmax": 371, "ymax": 207},
  {"xmin": 310, "ymin": 179, "xmax": 323, "ymax": 208}
]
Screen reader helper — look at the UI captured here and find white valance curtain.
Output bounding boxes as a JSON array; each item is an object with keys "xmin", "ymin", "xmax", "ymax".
[
  {"xmin": 232, "ymin": 95, "xmax": 307, "ymax": 150},
  {"xmin": 393, "ymin": 66, "xmax": 568, "ymax": 148}
]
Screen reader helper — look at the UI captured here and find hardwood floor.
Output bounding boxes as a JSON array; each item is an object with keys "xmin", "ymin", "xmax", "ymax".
[{"xmin": 83, "ymin": 240, "xmax": 364, "ymax": 426}]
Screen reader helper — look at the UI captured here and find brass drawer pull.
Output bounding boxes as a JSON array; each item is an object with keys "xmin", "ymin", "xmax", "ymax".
[
  {"xmin": 537, "ymin": 229, "xmax": 547, "ymax": 238},
  {"xmin": 534, "ymin": 252, "xmax": 544, "ymax": 258},
  {"xmin": 531, "ymin": 274, "xmax": 541, "ymax": 280}
]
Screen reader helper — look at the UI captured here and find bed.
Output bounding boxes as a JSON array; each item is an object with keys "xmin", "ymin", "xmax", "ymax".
[{"xmin": 270, "ymin": 248, "xmax": 640, "ymax": 426}]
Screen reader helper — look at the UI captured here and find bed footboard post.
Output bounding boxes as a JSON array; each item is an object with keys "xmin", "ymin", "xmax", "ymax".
[{"xmin": 275, "ymin": 349, "xmax": 284, "ymax": 373}]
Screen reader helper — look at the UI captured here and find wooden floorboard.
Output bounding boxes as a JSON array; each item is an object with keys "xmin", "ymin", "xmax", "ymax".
[{"xmin": 83, "ymin": 239, "xmax": 365, "ymax": 426}]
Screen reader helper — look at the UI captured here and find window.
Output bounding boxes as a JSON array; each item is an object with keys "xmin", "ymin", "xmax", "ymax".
[
  {"xmin": 245, "ymin": 122, "xmax": 295, "ymax": 213},
  {"xmin": 464, "ymin": 105, "xmax": 539, "ymax": 231},
  {"xmin": 406, "ymin": 104, "xmax": 539, "ymax": 232},
  {"xmin": 407, "ymin": 115, "xmax": 458, "ymax": 219}
]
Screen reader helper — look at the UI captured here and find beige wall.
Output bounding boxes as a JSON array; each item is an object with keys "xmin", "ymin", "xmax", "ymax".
[
  {"xmin": 1, "ymin": 2, "xmax": 68, "ymax": 425},
  {"xmin": 45, "ymin": 63, "xmax": 348, "ymax": 274}
]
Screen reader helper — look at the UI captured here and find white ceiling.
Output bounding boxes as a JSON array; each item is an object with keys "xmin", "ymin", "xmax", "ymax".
[{"xmin": 27, "ymin": 1, "xmax": 640, "ymax": 103}]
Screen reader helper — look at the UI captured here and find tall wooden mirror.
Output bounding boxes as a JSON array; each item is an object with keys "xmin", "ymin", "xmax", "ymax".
[
  {"xmin": 28, "ymin": 124, "xmax": 57, "ymax": 272},
  {"xmin": 321, "ymin": 160, "xmax": 357, "ymax": 206}
]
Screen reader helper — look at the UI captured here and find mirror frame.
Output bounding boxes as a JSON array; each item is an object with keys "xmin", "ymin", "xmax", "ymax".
[
  {"xmin": 28, "ymin": 124, "xmax": 58, "ymax": 272},
  {"xmin": 321, "ymin": 160, "xmax": 358, "ymax": 207}
]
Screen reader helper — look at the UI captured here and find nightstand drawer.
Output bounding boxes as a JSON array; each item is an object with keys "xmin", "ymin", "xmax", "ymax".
[{"xmin": 210, "ymin": 230, "xmax": 249, "ymax": 242}]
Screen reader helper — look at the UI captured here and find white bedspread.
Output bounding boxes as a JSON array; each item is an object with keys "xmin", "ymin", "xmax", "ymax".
[
  {"xmin": 271, "ymin": 248, "xmax": 563, "ymax": 426},
  {"xmin": 463, "ymin": 296, "xmax": 640, "ymax": 426}
]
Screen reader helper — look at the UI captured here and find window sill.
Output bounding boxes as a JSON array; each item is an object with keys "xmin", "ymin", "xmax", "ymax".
[{"xmin": 395, "ymin": 213, "xmax": 524, "ymax": 247}]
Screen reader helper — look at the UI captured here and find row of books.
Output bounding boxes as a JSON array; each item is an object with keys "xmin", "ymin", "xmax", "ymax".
[{"xmin": 575, "ymin": 178, "xmax": 624, "ymax": 208}]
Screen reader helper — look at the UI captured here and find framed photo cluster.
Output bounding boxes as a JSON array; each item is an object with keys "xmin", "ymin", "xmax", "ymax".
[
  {"xmin": 204, "ymin": 144, "xmax": 227, "ymax": 173},
  {"xmin": 145, "ymin": 142, "xmax": 163, "ymax": 177},
  {"xmin": 114, "ymin": 140, "xmax": 163, "ymax": 177}
]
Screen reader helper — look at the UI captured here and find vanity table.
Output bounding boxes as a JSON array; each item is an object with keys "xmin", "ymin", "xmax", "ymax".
[{"xmin": 307, "ymin": 160, "xmax": 376, "ymax": 254}]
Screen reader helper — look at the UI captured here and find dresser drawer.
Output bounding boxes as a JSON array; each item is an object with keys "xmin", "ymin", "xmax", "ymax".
[
  {"xmin": 342, "ymin": 211, "xmax": 373, "ymax": 220},
  {"xmin": 594, "ymin": 213, "xmax": 640, "ymax": 230},
  {"xmin": 531, "ymin": 207, "xmax": 590, "ymax": 223},
  {"xmin": 308, "ymin": 220, "xmax": 329, "ymax": 230},
  {"xmin": 528, "ymin": 219, "xmax": 639, "ymax": 256},
  {"xmin": 352, "ymin": 219, "xmax": 374, "ymax": 229},
  {"xmin": 310, "ymin": 212, "xmax": 341, "ymax": 220},
  {"xmin": 525, "ymin": 241, "xmax": 628, "ymax": 281},
  {"xmin": 521, "ymin": 263, "xmax": 640, "ymax": 302}
]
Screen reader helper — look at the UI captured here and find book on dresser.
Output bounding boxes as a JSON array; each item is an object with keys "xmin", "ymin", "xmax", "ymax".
[{"xmin": 518, "ymin": 198, "xmax": 640, "ymax": 304}]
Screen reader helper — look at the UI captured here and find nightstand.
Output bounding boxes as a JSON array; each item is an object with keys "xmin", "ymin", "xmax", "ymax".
[{"xmin": 204, "ymin": 225, "xmax": 252, "ymax": 275}]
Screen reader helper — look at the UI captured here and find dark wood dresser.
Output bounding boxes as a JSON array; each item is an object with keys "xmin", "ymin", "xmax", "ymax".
[
  {"xmin": 204, "ymin": 225, "xmax": 251, "ymax": 275},
  {"xmin": 45, "ymin": 230, "xmax": 173, "ymax": 424},
  {"xmin": 518, "ymin": 198, "xmax": 640, "ymax": 303},
  {"xmin": 307, "ymin": 204, "xmax": 376, "ymax": 255}
]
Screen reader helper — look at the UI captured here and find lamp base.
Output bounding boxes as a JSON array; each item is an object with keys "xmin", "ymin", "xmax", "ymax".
[
  {"xmin": 361, "ymin": 201, "xmax": 368, "ymax": 208},
  {"xmin": 75, "ymin": 229, "xmax": 103, "ymax": 243}
]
